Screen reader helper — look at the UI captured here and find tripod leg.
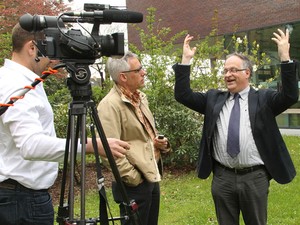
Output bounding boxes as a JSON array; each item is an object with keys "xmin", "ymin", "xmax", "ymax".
[
  {"xmin": 57, "ymin": 108, "xmax": 72, "ymax": 224},
  {"xmin": 68, "ymin": 111, "xmax": 77, "ymax": 221},
  {"xmin": 79, "ymin": 112, "xmax": 87, "ymax": 222},
  {"xmin": 69, "ymin": 103, "xmax": 88, "ymax": 224},
  {"xmin": 89, "ymin": 103, "xmax": 142, "ymax": 225},
  {"xmin": 57, "ymin": 102, "xmax": 89, "ymax": 224}
]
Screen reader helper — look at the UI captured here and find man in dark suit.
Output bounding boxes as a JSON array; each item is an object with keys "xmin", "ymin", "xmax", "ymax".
[{"xmin": 173, "ymin": 29, "xmax": 298, "ymax": 225}]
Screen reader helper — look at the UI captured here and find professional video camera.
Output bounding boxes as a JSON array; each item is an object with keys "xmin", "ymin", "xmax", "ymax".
[{"xmin": 19, "ymin": 3, "xmax": 143, "ymax": 61}]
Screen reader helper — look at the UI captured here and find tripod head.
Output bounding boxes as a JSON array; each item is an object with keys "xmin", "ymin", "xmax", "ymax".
[{"xmin": 63, "ymin": 61, "xmax": 94, "ymax": 102}]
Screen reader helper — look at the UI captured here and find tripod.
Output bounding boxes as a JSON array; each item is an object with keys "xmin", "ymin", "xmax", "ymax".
[{"xmin": 55, "ymin": 62, "xmax": 141, "ymax": 225}]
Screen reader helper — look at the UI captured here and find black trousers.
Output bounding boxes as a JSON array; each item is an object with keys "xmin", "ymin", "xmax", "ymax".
[
  {"xmin": 212, "ymin": 163, "xmax": 270, "ymax": 225},
  {"xmin": 112, "ymin": 180, "xmax": 160, "ymax": 225}
]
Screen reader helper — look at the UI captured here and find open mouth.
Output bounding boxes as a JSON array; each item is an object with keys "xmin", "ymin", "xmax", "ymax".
[{"xmin": 226, "ymin": 79, "xmax": 236, "ymax": 84}]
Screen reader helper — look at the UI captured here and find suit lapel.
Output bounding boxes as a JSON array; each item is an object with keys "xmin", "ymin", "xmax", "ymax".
[
  {"xmin": 209, "ymin": 93, "xmax": 228, "ymax": 135},
  {"xmin": 248, "ymin": 87, "xmax": 258, "ymax": 132}
]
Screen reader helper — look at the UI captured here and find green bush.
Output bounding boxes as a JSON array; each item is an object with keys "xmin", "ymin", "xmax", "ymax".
[{"xmin": 46, "ymin": 7, "xmax": 272, "ymax": 168}]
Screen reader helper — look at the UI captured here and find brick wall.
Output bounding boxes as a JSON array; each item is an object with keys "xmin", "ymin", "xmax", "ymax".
[{"xmin": 126, "ymin": 0, "xmax": 300, "ymax": 46}]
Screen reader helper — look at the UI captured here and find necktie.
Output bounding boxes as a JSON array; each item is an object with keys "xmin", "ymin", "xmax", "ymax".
[{"xmin": 227, "ymin": 93, "xmax": 240, "ymax": 158}]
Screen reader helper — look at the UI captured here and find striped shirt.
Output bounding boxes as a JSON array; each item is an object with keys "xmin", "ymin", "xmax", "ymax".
[{"xmin": 212, "ymin": 86, "xmax": 264, "ymax": 168}]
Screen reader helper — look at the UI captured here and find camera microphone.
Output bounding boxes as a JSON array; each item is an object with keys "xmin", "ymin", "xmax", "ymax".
[
  {"xmin": 64, "ymin": 10, "xmax": 143, "ymax": 23},
  {"xmin": 19, "ymin": 10, "xmax": 143, "ymax": 32}
]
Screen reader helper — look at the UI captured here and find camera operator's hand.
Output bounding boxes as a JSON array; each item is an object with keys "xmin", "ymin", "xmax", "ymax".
[
  {"xmin": 105, "ymin": 138, "xmax": 129, "ymax": 158},
  {"xmin": 86, "ymin": 138, "xmax": 129, "ymax": 158}
]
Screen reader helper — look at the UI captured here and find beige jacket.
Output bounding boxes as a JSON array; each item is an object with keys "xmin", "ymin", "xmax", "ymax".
[{"xmin": 97, "ymin": 84, "xmax": 162, "ymax": 186}]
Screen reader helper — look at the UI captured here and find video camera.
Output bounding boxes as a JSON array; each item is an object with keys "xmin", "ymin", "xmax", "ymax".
[{"xmin": 19, "ymin": 4, "xmax": 143, "ymax": 62}]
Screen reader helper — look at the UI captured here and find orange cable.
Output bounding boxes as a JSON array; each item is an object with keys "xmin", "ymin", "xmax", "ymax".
[
  {"xmin": 24, "ymin": 85, "xmax": 35, "ymax": 90},
  {"xmin": 0, "ymin": 103, "xmax": 14, "ymax": 107},
  {"xmin": 0, "ymin": 67, "xmax": 58, "ymax": 110}
]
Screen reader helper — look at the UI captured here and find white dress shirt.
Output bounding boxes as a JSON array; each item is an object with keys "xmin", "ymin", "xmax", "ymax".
[
  {"xmin": 212, "ymin": 86, "xmax": 264, "ymax": 168},
  {"xmin": 0, "ymin": 59, "xmax": 66, "ymax": 189}
]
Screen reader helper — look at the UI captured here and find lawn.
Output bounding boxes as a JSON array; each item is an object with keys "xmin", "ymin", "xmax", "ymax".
[{"xmin": 57, "ymin": 135, "xmax": 300, "ymax": 225}]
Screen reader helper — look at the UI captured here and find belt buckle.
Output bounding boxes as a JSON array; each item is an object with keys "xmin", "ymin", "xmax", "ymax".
[
  {"xmin": 232, "ymin": 167, "xmax": 243, "ymax": 174},
  {"xmin": 234, "ymin": 166, "xmax": 254, "ymax": 174}
]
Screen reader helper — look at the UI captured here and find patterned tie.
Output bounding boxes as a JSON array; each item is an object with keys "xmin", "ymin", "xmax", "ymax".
[{"xmin": 227, "ymin": 93, "xmax": 240, "ymax": 158}]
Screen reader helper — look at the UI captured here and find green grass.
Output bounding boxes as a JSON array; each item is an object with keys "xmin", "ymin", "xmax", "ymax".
[{"xmin": 58, "ymin": 136, "xmax": 300, "ymax": 225}]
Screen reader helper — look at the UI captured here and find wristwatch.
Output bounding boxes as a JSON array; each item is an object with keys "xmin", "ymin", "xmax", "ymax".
[{"xmin": 281, "ymin": 59, "xmax": 293, "ymax": 63}]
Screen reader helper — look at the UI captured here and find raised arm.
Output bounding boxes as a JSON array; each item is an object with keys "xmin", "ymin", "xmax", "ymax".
[
  {"xmin": 181, "ymin": 34, "xmax": 197, "ymax": 64},
  {"xmin": 271, "ymin": 28, "xmax": 290, "ymax": 62}
]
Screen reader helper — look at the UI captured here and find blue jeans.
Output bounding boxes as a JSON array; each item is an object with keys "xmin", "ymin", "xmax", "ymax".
[{"xmin": 0, "ymin": 188, "xmax": 54, "ymax": 225}]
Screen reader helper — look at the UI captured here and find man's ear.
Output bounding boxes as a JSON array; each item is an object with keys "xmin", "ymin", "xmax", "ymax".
[
  {"xmin": 245, "ymin": 69, "xmax": 251, "ymax": 79},
  {"xmin": 119, "ymin": 72, "xmax": 127, "ymax": 82},
  {"xmin": 27, "ymin": 41, "xmax": 37, "ymax": 57}
]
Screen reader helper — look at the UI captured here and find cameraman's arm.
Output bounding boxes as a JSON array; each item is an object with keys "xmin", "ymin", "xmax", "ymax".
[{"xmin": 86, "ymin": 137, "xmax": 129, "ymax": 158}]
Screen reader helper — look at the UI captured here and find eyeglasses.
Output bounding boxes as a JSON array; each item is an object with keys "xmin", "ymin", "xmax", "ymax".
[
  {"xmin": 223, "ymin": 68, "xmax": 247, "ymax": 75},
  {"xmin": 121, "ymin": 66, "xmax": 143, "ymax": 74},
  {"xmin": 32, "ymin": 40, "xmax": 46, "ymax": 58}
]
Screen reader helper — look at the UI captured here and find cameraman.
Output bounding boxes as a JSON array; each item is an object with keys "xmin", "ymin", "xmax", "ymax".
[{"xmin": 0, "ymin": 23, "xmax": 129, "ymax": 225}]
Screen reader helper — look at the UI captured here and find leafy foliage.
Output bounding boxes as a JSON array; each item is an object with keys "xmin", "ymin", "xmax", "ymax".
[
  {"xmin": 0, "ymin": 0, "xmax": 65, "ymax": 34},
  {"xmin": 129, "ymin": 7, "xmax": 201, "ymax": 167},
  {"xmin": 0, "ymin": 33, "xmax": 12, "ymax": 64},
  {"xmin": 127, "ymin": 7, "xmax": 272, "ymax": 168},
  {"xmin": 1, "ymin": 3, "xmax": 273, "ymax": 168},
  {"xmin": 45, "ymin": 75, "xmax": 113, "ymax": 138}
]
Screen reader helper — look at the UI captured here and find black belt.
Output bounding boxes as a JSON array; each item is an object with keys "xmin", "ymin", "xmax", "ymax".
[
  {"xmin": 214, "ymin": 161, "xmax": 265, "ymax": 175},
  {"xmin": 0, "ymin": 179, "xmax": 48, "ymax": 192}
]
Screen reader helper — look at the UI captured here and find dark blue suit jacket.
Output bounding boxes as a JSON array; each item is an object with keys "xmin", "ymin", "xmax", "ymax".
[{"xmin": 173, "ymin": 62, "xmax": 299, "ymax": 184}]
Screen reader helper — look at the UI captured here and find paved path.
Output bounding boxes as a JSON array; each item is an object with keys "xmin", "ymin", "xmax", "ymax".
[{"xmin": 280, "ymin": 129, "xmax": 300, "ymax": 136}]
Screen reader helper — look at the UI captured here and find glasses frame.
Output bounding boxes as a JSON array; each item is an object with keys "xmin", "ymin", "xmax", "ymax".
[
  {"xmin": 32, "ymin": 40, "xmax": 47, "ymax": 58},
  {"xmin": 223, "ymin": 68, "xmax": 247, "ymax": 75},
  {"xmin": 121, "ymin": 66, "xmax": 143, "ymax": 74}
]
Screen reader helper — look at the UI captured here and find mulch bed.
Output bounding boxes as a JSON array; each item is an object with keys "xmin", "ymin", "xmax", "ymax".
[
  {"xmin": 49, "ymin": 163, "xmax": 114, "ymax": 205},
  {"xmin": 49, "ymin": 163, "xmax": 194, "ymax": 205}
]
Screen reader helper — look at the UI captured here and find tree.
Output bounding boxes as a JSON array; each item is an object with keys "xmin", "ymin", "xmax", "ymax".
[
  {"xmin": 129, "ymin": 7, "xmax": 201, "ymax": 166},
  {"xmin": 0, "ymin": 0, "xmax": 67, "ymax": 65},
  {"xmin": 128, "ymin": 7, "xmax": 271, "ymax": 168},
  {"xmin": 1, "ymin": 4, "xmax": 272, "ymax": 167},
  {"xmin": 0, "ymin": 0, "xmax": 65, "ymax": 34}
]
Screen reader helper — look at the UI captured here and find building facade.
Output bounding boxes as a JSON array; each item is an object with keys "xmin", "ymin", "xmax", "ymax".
[{"xmin": 126, "ymin": 0, "xmax": 300, "ymax": 129}]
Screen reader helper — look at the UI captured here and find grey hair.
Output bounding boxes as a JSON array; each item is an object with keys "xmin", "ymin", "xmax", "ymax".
[
  {"xmin": 226, "ymin": 52, "xmax": 253, "ymax": 76},
  {"xmin": 106, "ymin": 51, "xmax": 138, "ymax": 83}
]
